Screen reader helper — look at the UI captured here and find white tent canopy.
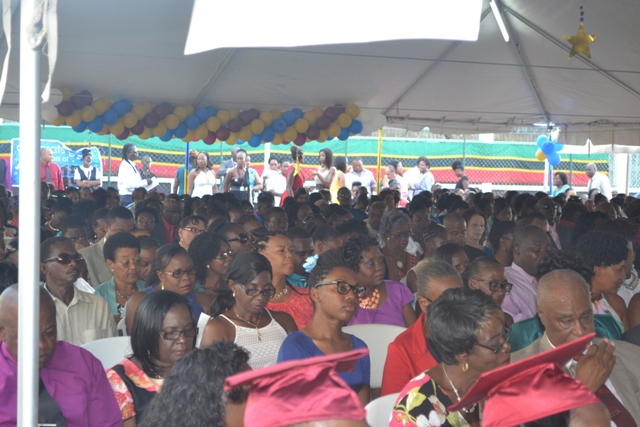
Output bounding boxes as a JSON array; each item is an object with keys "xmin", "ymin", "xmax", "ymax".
[{"xmin": 0, "ymin": 0, "xmax": 639, "ymax": 144}]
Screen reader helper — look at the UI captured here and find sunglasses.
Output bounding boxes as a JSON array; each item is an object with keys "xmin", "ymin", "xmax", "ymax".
[
  {"xmin": 160, "ymin": 327, "xmax": 199, "ymax": 341},
  {"xmin": 315, "ymin": 280, "xmax": 366, "ymax": 299},
  {"xmin": 43, "ymin": 253, "xmax": 84, "ymax": 265},
  {"xmin": 215, "ymin": 249, "xmax": 235, "ymax": 260},
  {"xmin": 164, "ymin": 266, "xmax": 197, "ymax": 278},
  {"xmin": 226, "ymin": 233, "xmax": 249, "ymax": 244},
  {"xmin": 472, "ymin": 278, "xmax": 513, "ymax": 294}
]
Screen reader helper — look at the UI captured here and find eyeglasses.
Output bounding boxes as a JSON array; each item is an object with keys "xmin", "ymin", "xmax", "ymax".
[
  {"xmin": 166, "ymin": 195, "xmax": 184, "ymax": 202},
  {"xmin": 315, "ymin": 280, "xmax": 366, "ymax": 299},
  {"xmin": 388, "ymin": 232, "xmax": 412, "ymax": 240},
  {"xmin": 239, "ymin": 284, "xmax": 276, "ymax": 298},
  {"xmin": 137, "ymin": 219, "xmax": 156, "ymax": 226},
  {"xmin": 181, "ymin": 227, "xmax": 206, "ymax": 235},
  {"xmin": 540, "ymin": 204, "xmax": 558, "ymax": 210},
  {"xmin": 43, "ymin": 253, "xmax": 84, "ymax": 265},
  {"xmin": 475, "ymin": 327, "xmax": 512, "ymax": 354},
  {"xmin": 116, "ymin": 259, "xmax": 143, "ymax": 269},
  {"xmin": 303, "ymin": 214, "xmax": 324, "ymax": 224},
  {"xmin": 472, "ymin": 278, "xmax": 513, "ymax": 294},
  {"xmin": 215, "ymin": 249, "xmax": 235, "ymax": 260},
  {"xmin": 164, "ymin": 266, "xmax": 197, "ymax": 278},
  {"xmin": 226, "ymin": 233, "xmax": 249, "ymax": 244},
  {"xmin": 160, "ymin": 327, "xmax": 199, "ymax": 340}
]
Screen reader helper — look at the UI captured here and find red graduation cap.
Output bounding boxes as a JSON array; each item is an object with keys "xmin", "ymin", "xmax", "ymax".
[
  {"xmin": 224, "ymin": 348, "xmax": 368, "ymax": 427},
  {"xmin": 450, "ymin": 332, "xmax": 600, "ymax": 427}
]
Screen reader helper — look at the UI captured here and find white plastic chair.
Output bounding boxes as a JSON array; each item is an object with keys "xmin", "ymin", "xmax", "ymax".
[
  {"xmin": 365, "ymin": 393, "xmax": 400, "ymax": 427},
  {"xmin": 343, "ymin": 324, "xmax": 406, "ymax": 389},
  {"xmin": 81, "ymin": 336, "xmax": 132, "ymax": 369}
]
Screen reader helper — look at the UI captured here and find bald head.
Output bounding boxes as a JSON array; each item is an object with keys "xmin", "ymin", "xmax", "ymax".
[
  {"xmin": 443, "ymin": 213, "xmax": 466, "ymax": 246},
  {"xmin": 537, "ymin": 269, "xmax": 590, "ymax": 309},
  {"xmin": 40, "ymin": 147, "xmax": 52, "ymax": 163},
  {"xmin": 586, "ymin": 163, "xmax": 597, "ymax": 178}
]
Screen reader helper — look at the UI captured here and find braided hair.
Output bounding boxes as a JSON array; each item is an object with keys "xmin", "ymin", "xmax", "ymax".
[
  {"xmin": 342, "ymin": 235, "xmax": 379, "ymax": 273},
  {"xmin": 308, "ymin": 250, "xmax": 353, "ymax": 288},
  {"xmin": 249, "ymin": 228, "xmax": 287, "ymax": 253}
]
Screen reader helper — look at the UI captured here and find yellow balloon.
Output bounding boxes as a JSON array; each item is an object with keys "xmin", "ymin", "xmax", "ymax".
[
  {"xmin": 283, "ymin": 127, "xmax": 297, "ymax": 142},
  {"xmin": 216, "ymin": 110, "xmax": 231, "ymax": 125},
  {"xmin": 109, "ymin": 119, "xmax": 125, "ymax": 135},
  {"xmin": 164, "ymin": 114, "xmax": 180, "ymax": 130},
  {"xmin": 238, "ymin": 127, "xmax": 252, "ymax": 142},
  {"xmin": 206, "ymin": 116, "xmax": 221, "ymax": 132},
  {"xmin": 183, "ymin": 105, "xmax": 195, "ymax": 116},
  {"xmin": 182, "ymin": 129, "xmax": 195, "ymax": 142},
  {"xmin": 337, "ymin": 113, "xmax": 352, "ymax": 128},
  {"xmin": 272, "ymin": 133, "xmax": 283, "ymax": 145},
  {"xmin": 66, "ymin": 111, "xmax": 81, "ymax": 127},
  {"xmin": 345, "ymin": 104, "xmax": 360, "ymax": 119},
  {"xmin": 50, "ymin": 114, "xmax": 65, "ymax": 126},
  {"xmin": 227, "ymin": 133, "xmax": 239, "ymax": 145},
  {"xmin": 122, "ymin": 112, "xmax": 138, "ymax": 128},
  {"xmin": 317, "ymin": 130, "xmax": 328, "ymax": 142},
  {"xmin": 96, "ymin": 126, "xmax": 109, "ymax": 135},
  {"xmin": 535, "ymin": 149, "xmax": 547, "ymax": 161},
  {"xmin": 294, "ymin": 118, "xmax": 309, "ymax": 133},
  {"xmin": 250, "ymin": 119, "xmax": 265, "ymax": 134},
  {"xmin": 228, "ymin": 108, "xmax": 239, "ymax": 119},
  {"xmin": 312, "ymin": 107, "xmax": 324, "ymax": 118},
  {"xmin": 132, "ymin": 104, "xmax": 147, "ymax": 120},
  {"xmin": 140, "ymin": 102, "xmax": 153, "ymax": 115},
  {"xmin": 92, "ymin": 98, "xmax": 111, "ymax": 116},
  {"xmin": 152, "ymin": 122, "xmax": 167, "ymax": 136},
  {"xmin": 139, "ymin": 127, "xmax": 153, "ymax": 140},
  {"xmin": 270, "ymin": 109, "xmax": 282, "ymax": 119},
  {"xmin": 303, "ymin": 110, "xmax": 317, "ymax": 125},
  {"xmin": 174, "ymin": 107, "xmax": 188, "ymax": 122},
  {"xmin": 58, "ymin": 87, "xmax": 72, "ymax": 101},
  {"xmin": 327, "ymin": 122, "xmax": 341, "ymax": 137},
  {"xmin": 80, "ymin": 106, "xmax": 97, "ymax": 123},
  {"xmin": 195, "ymin": 124, "xmax": 208, "ymax": 140},
  {"xmin": 259, "ymin": 111, "xmax": 274, "ymax": 126}
]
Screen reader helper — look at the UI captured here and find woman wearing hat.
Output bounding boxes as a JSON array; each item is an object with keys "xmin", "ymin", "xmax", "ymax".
[{"xmin": 73, "ymin": 148, "xmax": 101, "ymax": 190}]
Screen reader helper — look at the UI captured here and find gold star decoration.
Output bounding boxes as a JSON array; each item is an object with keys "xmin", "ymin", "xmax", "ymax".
[{"xmin": 563, "ymin": 22, "xmax": 596, "ymax": 59}]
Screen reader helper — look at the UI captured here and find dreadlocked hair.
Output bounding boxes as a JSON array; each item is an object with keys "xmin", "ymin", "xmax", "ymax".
[{"xmin": 308, "ymin": 249, "xmax": 353, "ymax": 288}]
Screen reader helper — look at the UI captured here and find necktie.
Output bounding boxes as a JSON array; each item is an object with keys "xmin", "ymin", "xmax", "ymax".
[
  {"xmin": 45, "ymin": 164, "xmax": 51, "ymax": 183},
  {"xmin": 38, "ymin": 376, "xmax": 68, "ymax": 427}
]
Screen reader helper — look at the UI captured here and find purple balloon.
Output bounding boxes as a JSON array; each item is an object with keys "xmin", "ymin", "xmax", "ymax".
[
  {"xmin": 216, "ymin": 126, "xmax": 230, "ymax": 141},
  {"xmin": 316, "ymin": 116, "xmax": 331, "ymax": 130},
  {"xmin": 115, "ymin": 128, "xmax": 130, "ymax": 140},
  {"xmin": 70, "ymin": 94, "xmax": 84, "ymax": 110},
  {"xmin": 306, "ymin": 127, "xmax": 320, "ymax": 140},
  {"xmin": 248, "ymin": 108, "xmax": 260, "ymax": 121},
  {"xmin": 204, "ymin": 132, "xmax": 216, "ymax": 145},
  {"xmin": 80, "ymin": 91, "xmax": 93, "ymax": 108},
  {"xmin": 239, "ymin": 110, "xmax": 253, "ymax": 126},
  {"xmin": 228, "ymin": 118, "xmax": 243, "ymax": 133},
  {"xmin": 57, "ymin": 101, "xmax": 74, "ymax": 117},
  {"xmin": 324, "ymin": 107, "xmax": 339, "ymax": 122},
  {"xmin": 294, "ymin": 132, "xmax": 306, "ymax": 146},
  {"xmin": 143, "ymin": 113, "xmax": 160, "ymax": 129},
  {"xmin": 333, "ymin": 104, "xmax": 346, "ymax": 115},
  {"xmin": 131, "ymin": 121, "xmax": 145, "ymax": 135}
]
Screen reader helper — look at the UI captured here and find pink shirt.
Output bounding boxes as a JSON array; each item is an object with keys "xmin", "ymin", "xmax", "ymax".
[{"xmin": 503, "ymin": 263, "xmax": 538, "ymax": 322}]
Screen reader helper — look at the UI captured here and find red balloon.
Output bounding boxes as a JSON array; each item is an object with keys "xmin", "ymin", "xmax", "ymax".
[
  {"xmin": 143, "ymin": 113, "xmax": 160, "ymax": 128},
  {"xmin": 204, "ymin": 132, "xmax": 216, "ymax": 145},
  {"xmin": 294, "ymin": 132, "xmax": 306, "ymax": 146},
  {"xmin": 131, "ymin": 121, "xmax": 145, "ymax": 135},
  {"xmin": 56, "ymin": 101, "xmax": 74, "ymax": 117},
  {"xmin": 228, "ymin": 118, "xmax": 243, "ymax": 133},
  {"xmin": 306, "ymin": 127, "xmax": 320, "ymax": 140},
  {"xmin": 239, "ymin": 110, "xmax": 252, "ymax": 126},
  {"xmin": 115, "ymin": 128, "xmax": 130, "ymax": 140},
  {"xmin": 216, "ymin": 126, "xmax": 230, "ymax": 141},
  {"xmin": 316, "ymin": 116, "xmax": 330, "ymax": 130}
]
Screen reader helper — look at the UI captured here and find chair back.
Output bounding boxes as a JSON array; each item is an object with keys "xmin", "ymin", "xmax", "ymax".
[
  {"xmin": 81, "ymin": 336, "xmax": 132, "ymax": 369},
  {"xmin": 365, "ymin": 393, "xmax": 400, "ymax": 427},
  {"xmin": 343, "ymin": 324, "xmax": 406, "ymax": 389}
]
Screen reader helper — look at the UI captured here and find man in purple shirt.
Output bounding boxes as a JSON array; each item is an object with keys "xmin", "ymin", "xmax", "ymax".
[
  {"xmin": 0, "ymin": 285, "xmax": 122, "ymax": 427},
  {"xmin": 502, "ymin": 225, "xmax": 551, "ymax": 322}
]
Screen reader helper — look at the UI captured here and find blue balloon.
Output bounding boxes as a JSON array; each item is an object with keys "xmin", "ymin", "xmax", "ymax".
[
  {"xmin": 541, "ymin": 141, "xmax": 555, "ymax": 155},
  {"xmin": 119, "ymin": 99, "xmax": 133, "ymax": 112},
  {"xmin": 536, "ymin": 135, "xmax": 549, "ymax": 149},
  {"xmin": 72, "ymin": 121, "xmax": 88, "ymax": 132},
  {"xmin": 160, "ymin": 129, "xmax": 173, "ymax": 141},
  {"xmin": 547, "ymin": 152, "xmax": 561, "ymax": 166},
  {"xmin": 338, "ymin": 127, "xmax": 350, "ymax": 141},
  {"xmin": 195, "ymin": 108, "xmax": 209, "ymax": 123},
  {"xmin": 292, "ymin": 108, "xmax": 303, "ymax": 120},
  {"xmin": 173, "ymin": 123, "xmax": 188, "ymax": 138},
  {"xmin": 554, "ymin": 143, "xmax": 565, "ymax": 152},
  {"xmin": 88, "ymin": 117, "xmax": 104, "ymax": 133},
  {"xmin": 185, "ymin": 115, "xmax": 200, "ymax": 130},
  {"xmin": 236, "ymin": 138, "xmax": 245, "ymax": 145},
  {"xmin": 282, "ymin": 111, "xmax": 296, "ymax": 126},
  {"xmin": 261, "ymin": 127, "xmax": 275, "ymax": 142},
  {"xmin": 206, "ymin": 106, "xmax": 218, "ymax": 117},
  {"xmin": 327, "ymin": 136, "xmax": 334, "ymax": 141},
  {"xmin": 111, "ymin": 101, "xmax": 127, "ymax": 117},
  {"xmin": 272, "ymin": 118, "xmax": 287, "ymax": 133},
  {"xmin": 102, "ymin": 109, "xmax": 118, "ymax": 125},
  {"xmin": 349, "ymin": 119, "xmax": 363, "ymax": 134},
  {"xmin": 249, "ymin": 134, "xmax": 262, "ymax": 147}
]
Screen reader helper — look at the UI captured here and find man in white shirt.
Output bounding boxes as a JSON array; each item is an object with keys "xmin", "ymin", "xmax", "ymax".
[
  {"xmin": 586, "ymin": 163, "xmax": 612, "ymax": 200},
  {"xmin": 117, "ymin": 144, "xmax": 151, "ymax": 206},
  {"xmin": 345, "ymin": 157, "xmax": 376, "ymax": 195},
  {"xmin": 73, "ymin": 149, "xmax": 102, "ymax": 190}
]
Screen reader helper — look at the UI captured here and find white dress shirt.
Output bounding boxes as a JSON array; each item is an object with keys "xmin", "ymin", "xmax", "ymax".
[
  {"xmin": 117, "ymin": 159, "xmax": 147, "ymax": 196},
  {"xmin": 588, "ymin": 172, "xmax": 612, "ymax": 199},
  {"xmin": 346, "ymin": 169, "xmax": 377, "ymax": 193}
]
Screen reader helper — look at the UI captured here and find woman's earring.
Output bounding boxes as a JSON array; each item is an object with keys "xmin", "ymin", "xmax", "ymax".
[
  {"xmin": 160, "ymin": 282, "xmax": 165, "ymax": 290},
  {"xmin": 206, "ymin": 264, "xmax": 210, "ymax": 269},
  {"xmin": 462, "ymin": 362, "xmax": 469, "ymax": 372}
]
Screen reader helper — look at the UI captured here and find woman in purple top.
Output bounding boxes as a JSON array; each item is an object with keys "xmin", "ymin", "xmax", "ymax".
[{"xmin": 343, "ymin": 235, "xmax": 417, "ymax": 327}]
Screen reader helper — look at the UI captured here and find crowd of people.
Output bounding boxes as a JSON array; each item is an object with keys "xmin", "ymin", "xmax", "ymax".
[{"xmin": 1, "ymin": 143, "xmax": 640, "ymax": 426}]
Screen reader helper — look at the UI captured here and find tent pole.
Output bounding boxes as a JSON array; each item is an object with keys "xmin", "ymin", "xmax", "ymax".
[
  {"xmin": 17, "ymin": 0, "xmax": 42, "ymax": 424},
  {"xmin": 569, "ymin": 155, "xmax": 573, "ymax": 187},
  {"xmin": 184, "ymin": 142, "xmax": 190, "ymax": 195},
  {"xmin": 376, "ymin": 129, "xmax": 383, "ymax": 194},
  {"xmin": 626, "ymin": 154, "xmax": 630, "ymax": 195},
  {"xmin": 462, "ymin": 134, "xmax": 467, "ymax": 169},
  {"xmin": 107, "ymin": 134, "xmax": 112, "ymax": 186}
]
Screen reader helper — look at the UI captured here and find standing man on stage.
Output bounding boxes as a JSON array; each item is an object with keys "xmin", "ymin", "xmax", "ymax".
[
  {"xmin": 586, "ymin": 163, "xmax": 612, "ymax": 200},
  {"xmin": 40, "ymin": 147, "xmax": 65, "ymax": 191},
  {"xmin": 217, "ymin": 147, "xmax": 240, "ymax": 181}
]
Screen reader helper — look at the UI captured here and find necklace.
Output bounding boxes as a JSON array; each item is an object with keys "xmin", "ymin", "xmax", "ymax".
[
  {"xmin": 442, "ymin": 364, "xmax": 477, "ymax": 414},
  {"xmin": 45, "ymin": 221, "xmax": 59, "ymax": 232},
  {"xmin": 115, "ymin": 283, "xmax": 137, "ymax": 300},
  {"xmin": 360, "ymin": 288, "xmax": 380, "ymax": 309},
  {"xmin": 233, "ymin": 306, "xmax": 264, "ymax": 341},
  {"xmin": 271, "ymin": 285, "xmax": 290, "ymax": 301}
]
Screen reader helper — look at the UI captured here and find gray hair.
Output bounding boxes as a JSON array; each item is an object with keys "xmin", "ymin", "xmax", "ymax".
[
  {"xmin": 414, "ymin": 258, "xmax": 461, "ymax": 298},
  {"xmin": 378, "ymin": 210, "xmax": 411, "ymax": 247}
]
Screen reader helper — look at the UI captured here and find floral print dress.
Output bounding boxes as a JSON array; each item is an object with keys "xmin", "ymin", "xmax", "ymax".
[{"xmin": 390, "ymin": 372, "xmax": 471, "ymax": 427}]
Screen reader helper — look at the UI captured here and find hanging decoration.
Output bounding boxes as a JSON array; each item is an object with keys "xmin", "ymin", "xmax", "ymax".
[
  {"xmin": 42, "ymin": 88, "xmax": 364, "ymax": 147},
  {"xmin": 563, "ymin": 6, "xmax": 596, "ymax": 59},
  {"xmin": 534, "ymin": 135, "xmax": 564, "ymax": 166}
]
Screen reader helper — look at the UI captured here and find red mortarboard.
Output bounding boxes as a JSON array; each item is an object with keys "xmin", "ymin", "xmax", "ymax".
[
  {"xmin": 224, "ymin": 348, "xmax": 368, "ymax": 427},
  {"xmin": 450, "ymin": 332, "xmax": 600, "ymax": 427}
]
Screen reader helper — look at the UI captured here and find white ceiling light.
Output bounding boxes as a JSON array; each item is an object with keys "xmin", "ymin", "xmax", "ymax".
[{"xmin": 490, "ymin": 0, "xmax": 510, "ymax": 42}]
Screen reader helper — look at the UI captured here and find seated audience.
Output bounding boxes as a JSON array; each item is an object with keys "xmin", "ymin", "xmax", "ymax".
[
  {"xmin": 264, "ymin": 207, "xmax": 288, "ymax": 232},
  {"xmin": 237, "ymin": 214, "xmax": 263, "ymax": 235},
  {"xmin": 217, "ymin": 222, "xmax": 251, "ymax": 255},
  {"xmin": 462, "ymin": 209, "xmax": 487, "ymax": 261},
  {"xmin": 286, "ymin": 201, "xmax": 313, "ymax": 229},
  {"xmin": 42, "ymin": 197, "xmax": 73, "ymax": 237},
  {"xmin": 60, "ymin": 215, "xmax": 90, "ymax": 251},
  {"xmin": 463, "ymin": 256, "xmax": 514, "ymax": 326},
  {"xmin": 311, "ymin": 224, "xmax": 343, "ymax": 255},
  {"xmin": 0, "ymin": 261, "xmax": 17, "ymax": 294},
  {"xmin": 420, "ymin": 221, "xmax": 450, "ymax": 260},
  {"xmin": 189, "ymin": 232, "xmax": 234, "ymax": 298},
  {"xmin": 286, "ymin": 227, "xmax": 314, "ymax": 288},
  {"xmin": 379, "ymin": 210, "xmax": 420, "ymax": 281},
  {"xmin": 487, "ymin": 220, "xmax": 516, "ymax": 267},
  {"xmin": 137, "ymin": 235, "xmax": 159, "ymax": 286},
  {"xmin": 176, "ymin": 215, "xmax": 207, "ymax": 251},
  {"xmin": 0, "ymin": 285, "xmax": 121, "ymax": 426},
  {"xmin": 365, "ymin": 200, "xmax": 386, "ymax": 240},
  {"xmin": 277, "ymin": 250, "xmax": 371, "ymax": 405},
  {"xmin": 106, "ymin": 291, "xmax": 196, "ymax": 426},
  {"xmin": 199, "ymin": 252, "xmax": 296, "ymax": 368},
  {"xmin": 442, "ymin": 212, "xmax": 467, "ymax": 247},
  {"xmin": 434, "ymin": 243, "xmax": 470, "ymax": 277}
]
